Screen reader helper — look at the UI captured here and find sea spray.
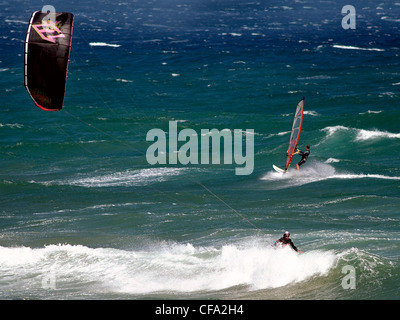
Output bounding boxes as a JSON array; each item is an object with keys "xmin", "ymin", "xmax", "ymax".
[{"xmin": 0, "ymin": 242, "xmax": 337, "ymax": 296}]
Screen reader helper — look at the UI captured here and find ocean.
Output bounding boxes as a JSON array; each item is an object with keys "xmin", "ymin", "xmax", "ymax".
[{"xmin": 1, "ymin": 0, "xmax": 400, "ymax": 300}]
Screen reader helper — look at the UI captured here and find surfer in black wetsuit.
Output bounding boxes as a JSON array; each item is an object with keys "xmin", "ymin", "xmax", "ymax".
[
  {"xmin": 275, "ymin": 231, "xmax": 302, "ymax": 253},
  {"xmin": 295, "ymin": 145, "xmax": 310, "ymax": 170}
]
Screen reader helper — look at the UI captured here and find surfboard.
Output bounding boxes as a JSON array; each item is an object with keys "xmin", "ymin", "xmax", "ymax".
[{"xmin": 272, "ymin": 164, "xmax": 285, "ymax": 173}]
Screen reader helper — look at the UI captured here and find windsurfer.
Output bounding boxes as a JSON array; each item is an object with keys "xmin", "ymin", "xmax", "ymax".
[{"xmin": 295, "ymin": 145, "xmax": 310, "ymax": 170}]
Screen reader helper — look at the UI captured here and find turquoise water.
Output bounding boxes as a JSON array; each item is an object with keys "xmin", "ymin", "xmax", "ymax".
[{"xmin": 1, "ymin": 0, "xmax": 400, "ymax": 299}]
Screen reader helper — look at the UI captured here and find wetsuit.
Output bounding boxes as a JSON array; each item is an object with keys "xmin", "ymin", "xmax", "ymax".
[
  {"xmin": 276, "ymin": 237, "xmax": 299, "ymax": 252},
  {"xmin": 297, "ymin": 149, "xmax": 310, "ymax": 167}
]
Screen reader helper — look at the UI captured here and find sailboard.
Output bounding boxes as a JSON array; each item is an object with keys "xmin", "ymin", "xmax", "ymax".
[
  {"xmin": 272, "ymin": 98, "xmax": 305, "ymax": 173},
  {"xmin": 272, "ymin": 164, "xmax": 285, "ymax": 174},
  {"xmin": 24, "ymin": 11, "xmax": 74, "ymax": 111}
]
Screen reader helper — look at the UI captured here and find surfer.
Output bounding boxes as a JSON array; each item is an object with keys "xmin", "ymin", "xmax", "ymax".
[
  {"xmin": 295, "ymin": 145, "xmax": 310, "ymax": 170},
  {"xmin": 275, "ymin": 231, "xmax": 302, "ymax": 253}
]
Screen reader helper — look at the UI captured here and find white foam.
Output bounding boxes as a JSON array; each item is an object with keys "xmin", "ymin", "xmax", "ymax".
[
  {"xmin": 89, "ymin": 42, "xmax": 121, "ymax": 48},
  {"xmin": 297, "ymin": 75, "xmax": 333, "ymax": 80},
  {"xmin": 381, "ymin": 16, "xmax": 400, "ymax": 22},
  {"xmin": 359, "ymin": 110, "xmax": 382, "ymax": 114},
  {"xmin": 304, "ymin": 110, "xmax": 320, "ymax": 116},
  {"xmin": 321, "ymin": 125, "xmax": 350, "ymax": 137},
  {"xmin": 355, "ymin": 129, "xmax": 400, "ymax": 141},
  {"xmin": 0, "ymin": 123, "xmax": 23, "ymax": 129},
  {"xmin": 5, "ymin": 19, "xmax": 27, "ymax": 24},
  {"xmin": 0, "ymin": 242, "xmax": 337, "ymax": 295},
  {"xmin": 37, "ymin": 167, "xmax": 186, "ymax": 187},
  {"xmin": 262, "ymin": 162, "xmax": 336, "ymax": 187},
  {"xmin": 115, "ymin": 78, "xmax": 133, "ymax": 83},
  {"xmin": 321, "ymin": 126, "xmax": 400, "ymax": 141},
  {"xmin": 325, "ymin": 158, "xmax": 340, "ymax": 163},
  {"xmin": 332, "ymin": 44, "xmax": 384, "ymax": 52},
  {"xmin": 261, "ymin": 162, "xmax": 400, "ymax": 188},
  {"xmin": 72, "ymin": 168, "xmax": 185, "ymax": 187},
  {"xmin": 330, "ymin": 173, "xmax": 400, "ymax": 181}
]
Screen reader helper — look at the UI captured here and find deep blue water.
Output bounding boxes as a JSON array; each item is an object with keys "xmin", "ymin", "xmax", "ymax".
[{"xmin": 1, "ymin": 0, "xmax": 400, "ymax": 299}]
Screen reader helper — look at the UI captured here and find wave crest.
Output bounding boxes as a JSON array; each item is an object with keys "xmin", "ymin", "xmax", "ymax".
[
  {"xmin": 0, "ymin": 242, "xmax": 337, "ymax": 296},
  {"xmin": 321, "ymin": 125, "xmax": 400, "ymax": 141}
]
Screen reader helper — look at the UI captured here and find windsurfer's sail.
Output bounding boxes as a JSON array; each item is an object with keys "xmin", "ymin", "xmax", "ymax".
[
  {"xmin": 24, "ymin": 11, "xmax": 74, "ymax": 111},
  {"xmin": 285, "ymin": 98, "xmax": 305, "ymax": 171}
]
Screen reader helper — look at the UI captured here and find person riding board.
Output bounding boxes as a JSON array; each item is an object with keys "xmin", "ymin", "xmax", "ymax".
[
  {"xmin": 294, "ymin": 145, "xmax": 310, "ymax": 170},
  {"xmin": 275, "ymin": 231, "xmax": 303, "ymax": 253}
]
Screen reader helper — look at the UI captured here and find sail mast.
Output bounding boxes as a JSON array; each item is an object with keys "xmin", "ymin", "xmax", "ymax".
[{"xmin": 285, "ymin": 98, "xmax": 305, "ymax": 171}]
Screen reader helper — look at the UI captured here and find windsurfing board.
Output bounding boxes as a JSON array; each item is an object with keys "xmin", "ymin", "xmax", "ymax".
[{"xmin": 272, "ymin": 164, "xmax": 285, "ymax": 174}]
